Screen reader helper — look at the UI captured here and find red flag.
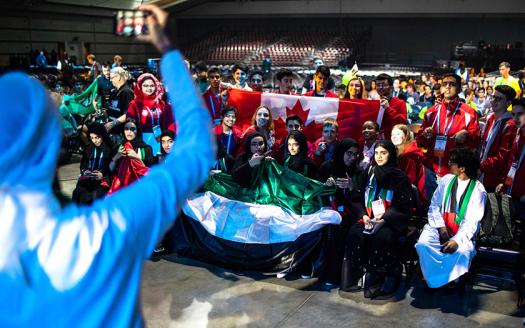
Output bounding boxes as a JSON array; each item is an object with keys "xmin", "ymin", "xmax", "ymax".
[{"xmin": 227, "ymin": 89, "xmax": 381, "ymax": 144}]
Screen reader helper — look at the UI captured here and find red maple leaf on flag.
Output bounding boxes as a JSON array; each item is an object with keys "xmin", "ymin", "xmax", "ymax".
[{"xmin": 274, "ymin": 99, "xmax": 323, "ymax": 142}]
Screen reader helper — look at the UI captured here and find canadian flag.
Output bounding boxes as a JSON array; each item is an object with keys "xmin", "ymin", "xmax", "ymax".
[{"xmin": 227, "ymin": 89, "xmax": 382, "ymax": 143}]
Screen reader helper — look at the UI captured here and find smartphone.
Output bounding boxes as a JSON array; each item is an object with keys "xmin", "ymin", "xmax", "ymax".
[{"xmin": 114, "ymin": 10, "xmax": 148, "ymax": 37}]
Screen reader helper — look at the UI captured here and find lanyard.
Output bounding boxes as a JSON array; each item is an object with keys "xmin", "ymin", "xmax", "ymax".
[
  {"xmin": 225, "ymin": 131, "xmax": 232, "ymax": 155},
  {"xmin": 209, "ymin": 95, "xmax": 215, "ymax": 118},
  {"xmin": 442, "ymin": 176, "xmax": 476, "ymax": 225},
  {"xmin": 365, "ymin": 174, "xmax": 388, "ymax": 211},
  {"xmin": 89, "ymin": 148, "xmax": 103, "ymax": 171},
  {"xmin": 433, "ymin": 101, "xmax": 461, "ymax": 135},
  {"xmin": 146, "ymin": 106, "xmax": 159, "ymax": 126}
]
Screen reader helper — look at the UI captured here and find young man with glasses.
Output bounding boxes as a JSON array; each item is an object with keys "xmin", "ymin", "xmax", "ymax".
[
  {"xmin": 416, "ymin": 73, "xmax": 481, "ymax": 178},
  {"xmin": 374, "ymin": 73, "xmax": 408, "ymax": 140},
  {"xmin": 479, "ymin": 85, "xmax": 517, "ymax": 192},
  {"xmin": 416, "ymin": 148, "xmax": 487, "ymax": 288}
]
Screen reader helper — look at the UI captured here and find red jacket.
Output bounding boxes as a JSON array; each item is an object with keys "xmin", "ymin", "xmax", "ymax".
[
  {"xmin": 399, "ymin": 141, "xmax": 427, "ymax": 203},
  {"xmin": 416, "ymin": 99, "xmax": 481, "ymax": 176},
  {"xmin": 127, "ymin": 101, "xmax": 174, "ymax": 132},
  {"xmin": 480, "ymin": 113, "xmax": 517, "ymax": 190},
  {"xmin": 202, "ymin": 87, "xmax": 224, "ymax": 124},
  {"xmin": 303, "ymin": 90, "xmax": 339, "ymax": 98},
  {"xmin": 380, "ymin": 97, "xmax": 407, "ymax": 140},
  {"xmin": 213, "ymin": 125, "xmax": 243, "ymax": 157},
  {"xmin": 506, "ymin": 127, "xmax": 525, "ymax": 199}
]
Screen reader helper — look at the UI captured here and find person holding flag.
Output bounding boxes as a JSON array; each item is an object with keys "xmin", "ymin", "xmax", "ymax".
[
  {"xmin": 374, "ymin": 73, "xmax": 408, "ymax": 140},
  {"xmin": 304, "ymin": 65, "xmax": 339, "ymax": 98},
  {"xmin": 213, "ymin": 105, "xmax": 242, "ymax": 173},
  {"xmin": 415, "ymin": 148, "xmax": 487, "ymax": 288}
]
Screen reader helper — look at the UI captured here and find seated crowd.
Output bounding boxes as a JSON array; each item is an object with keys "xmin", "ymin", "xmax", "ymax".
[{"xmin": 63, "ymin": 55, "xmax": 525, "ymax": 300}]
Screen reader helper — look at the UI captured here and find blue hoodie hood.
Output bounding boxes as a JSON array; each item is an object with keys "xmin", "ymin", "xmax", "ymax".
[{"xmin": 0, "ymin": 73, "xmax": 61, "ymax": 191}]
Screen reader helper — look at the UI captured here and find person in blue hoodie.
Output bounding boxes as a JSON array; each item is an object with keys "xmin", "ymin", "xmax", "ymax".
[{"xmin": 0, "ymin": 5, "xmax": 215, "ymax": 327}]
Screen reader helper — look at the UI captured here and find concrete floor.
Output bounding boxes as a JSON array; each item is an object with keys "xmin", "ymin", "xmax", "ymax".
[{"xmin": 58, "ymin": 159, "xmax": 524, "ymax": 328}]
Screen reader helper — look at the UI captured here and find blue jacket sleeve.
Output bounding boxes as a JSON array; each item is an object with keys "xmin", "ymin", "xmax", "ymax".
[{"xmin": 97, "ymin": 50, "xmax": 216, "ymax": 258}]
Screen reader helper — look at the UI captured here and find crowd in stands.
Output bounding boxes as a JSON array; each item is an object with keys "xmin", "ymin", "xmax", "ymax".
[{"xmin": 51, "ymin": 51, "xmax": 525, "ymax": 300}]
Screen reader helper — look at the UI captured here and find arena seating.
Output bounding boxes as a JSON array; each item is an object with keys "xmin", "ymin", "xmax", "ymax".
[{"xmin": 182, "ymin": 28, "xmax": 370, "ymax": 67}]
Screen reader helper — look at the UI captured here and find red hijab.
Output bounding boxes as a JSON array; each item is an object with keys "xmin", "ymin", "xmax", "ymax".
[{"xmin": 134, "ymin": 73, "xmax": 165, "ymax": 109}]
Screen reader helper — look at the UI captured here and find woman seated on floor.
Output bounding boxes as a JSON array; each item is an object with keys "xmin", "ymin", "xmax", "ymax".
[
  {"xmin": 340, "ymin": 140, "xmax": 413, "ymax": 299},
  {"xmin": 232, "ymin": 132, "xmax": 271, "ymax": 187},
  {"xmin": 108, "ymin": 119, "xmax": 154, "ymax": 193},
  {"xmin": 314, "ymin": 138, "xmax": 364, "ymax": 286},
  {"xmin": 72, "ymin": 123, "xmax": 114, "ymax": 204},
  {"xmin": 284, "ymin": 130, "xmax": 317, "ymax": 179}
]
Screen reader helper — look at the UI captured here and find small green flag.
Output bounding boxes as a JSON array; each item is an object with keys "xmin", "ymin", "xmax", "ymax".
[{"xmin": 62, "ymin": 79, "xmax": 100, "ymax": 116}]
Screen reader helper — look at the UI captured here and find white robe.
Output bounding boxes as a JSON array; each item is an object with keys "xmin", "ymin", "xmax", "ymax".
[{"xmin": 415, "ymin": 174, "xmax": 487, "ymax": 288}]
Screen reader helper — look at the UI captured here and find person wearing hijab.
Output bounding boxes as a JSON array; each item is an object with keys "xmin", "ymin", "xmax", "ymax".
[
  {"xmin": 108, "ymin": 119, "xmax": 154, "ymax": 193},
  {"xmin": 284, "ymin": 130, "xmax": 317, "ymax": 179},
  {"xmin": 315, "ymin": 138, "xmax": 364, "ymax": 286},
  {"xmin": 242, "ymin": 105, "xmax": 276, "ymax": 150},
  {"xmin": 72, "ymin": 123, "xmax": 114, "ymax": 204},
  {"xmin": 0, "ymin": 4, "xmax": 215, "ymax": 326},
  {"xmin": 340, "ymin": 140, "xmax": 413, "ymax": 299},
  {"xmin": 127, "ymin": 73, "xmax": 175, "ymax": 155},
  {"xmin": 232, "ymin": 132, "xmax": 269, "ymax": 188},
  {"xmin": 155, "ymin": 130, "xmax": 175, "ymax": 165}
]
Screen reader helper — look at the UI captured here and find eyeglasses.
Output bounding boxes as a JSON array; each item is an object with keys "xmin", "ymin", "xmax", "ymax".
[
  {"xmin": 251, "ymin": 141, "xmax": 265, "ymax": 147},
  {"xmin": 124, "ymin": 126, "xmax": 137, "ymax": 132},
  {"xmin": 142, "ymin": 84, "xmax": 155, "ymax": 88},
  {"xmin": 376, "ymin": 83, "xmax": 390, "ymax": 89},
  {"xmin": 442, "ymin": 81, "xmax": 458, "ymax": 87}
]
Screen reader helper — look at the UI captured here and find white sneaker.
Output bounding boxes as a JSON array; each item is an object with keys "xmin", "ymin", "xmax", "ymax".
[
  {"xmin": 300, "ymin": 275, "xmax": 311, "ymax": 279},
  {"xmin": 276, "ymin": 272, "xmax": 287, "ymax": 279}
]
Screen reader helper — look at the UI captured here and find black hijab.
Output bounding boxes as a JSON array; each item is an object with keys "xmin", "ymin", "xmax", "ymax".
[
  {"xmin": 285, "ymin": 130, "xmax": 309, "ymax": 172},
  {"xmin": 332, "ymin": 138, "xmax": 360, "ymax": 178},
  {"xmin": 123, "ymin": 119, "xmax": 149, "ymax": 149},
  {"xmin": 242, "ymin": 132, "xmax": 267, "ymax": 160},
  {"xmin": 373, "ymin": 140, "xmax": 406, "ymax": 189},
  {"xmin": 159, "ymin": 130, "xmax": 175, "ymax": 155}
]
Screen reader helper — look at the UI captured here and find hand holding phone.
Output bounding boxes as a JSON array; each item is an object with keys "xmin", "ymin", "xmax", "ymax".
[{"xmin": 115, "ymin": 10, "xmax": 149, "ymax": 37}]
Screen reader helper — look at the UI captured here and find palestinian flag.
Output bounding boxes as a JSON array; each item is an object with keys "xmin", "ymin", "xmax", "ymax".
[
  {"xmin": 171, "ymin": 161, "xmax": 342, "ymax": 274},
  {"xmin": 227, "ymin": 89, "xmax": 381, "ymax": 144},
  {"xmin": 62, "ymin": 79, "xmax": 100, "ymax": 116}
]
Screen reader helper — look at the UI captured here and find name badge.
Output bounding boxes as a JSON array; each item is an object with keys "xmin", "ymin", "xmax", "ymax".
[
  {"xmin": 505, "ymin": 162, "xmax": 518, "ymax": 185},
  {"xmin": 337, "ymin": 205, "xmax": 345, "ymax": 212},
  {"xmin": 371, "ymin": 199, "xmax": 386, "ymax": 217},
  {"xmin": 434, "ymin": 135, "xmax": 447, "ymax": 158},
  {"xmin": 152, "ymin": 125, "xmax": 162, "ymax": 140},
  {"xmin": 111, "ymin": 99, "xmax": 119, "ymax": 108}
]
